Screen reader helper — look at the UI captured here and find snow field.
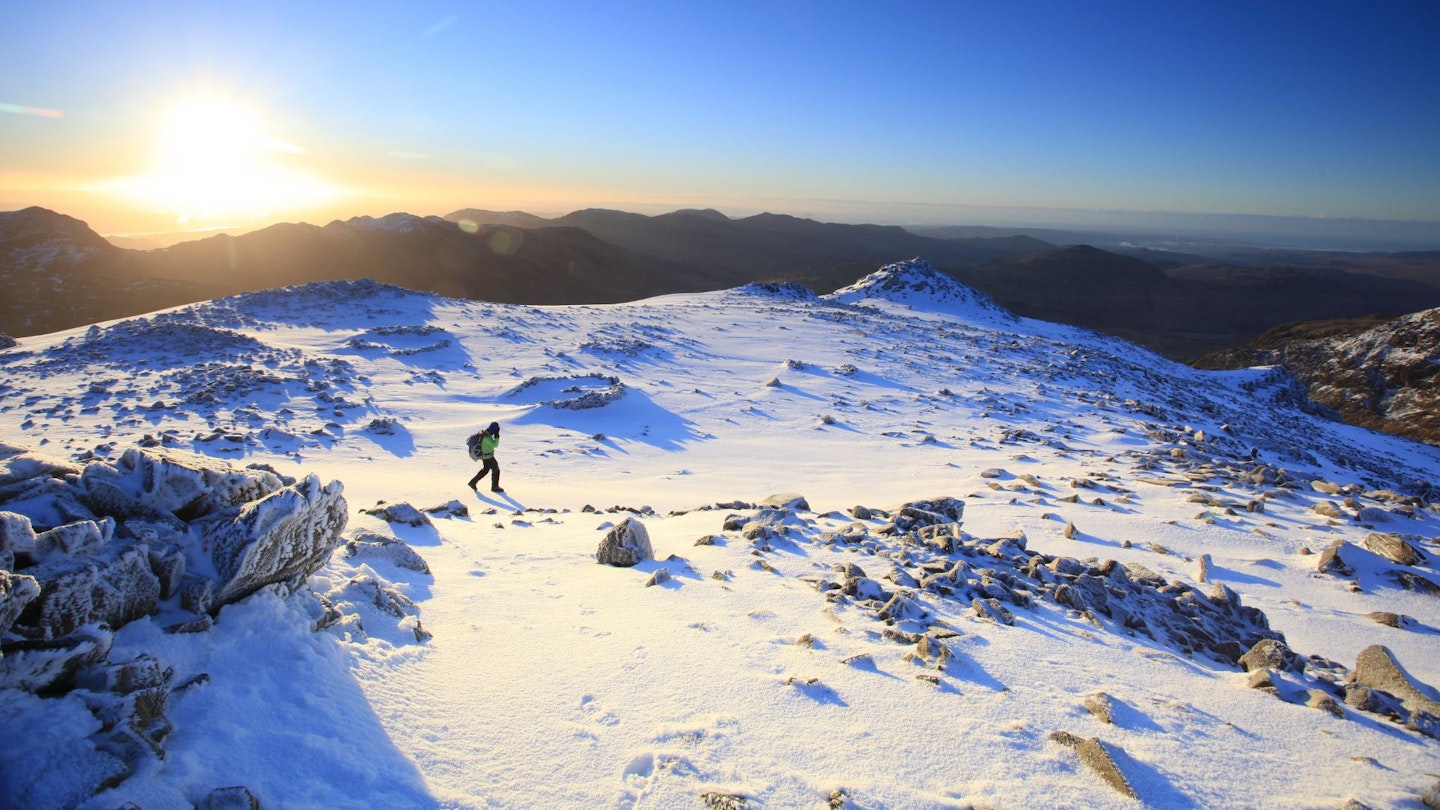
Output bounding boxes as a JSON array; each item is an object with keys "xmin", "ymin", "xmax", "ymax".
[{"xmin": 2, "ymin": 266, "xmax": 1438, "ymax": 807}]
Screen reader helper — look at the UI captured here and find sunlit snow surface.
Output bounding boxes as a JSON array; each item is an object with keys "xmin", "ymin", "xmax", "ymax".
[{"xmin": 2, "ymin": 263, "xmax": 1438, "ymax": 809}]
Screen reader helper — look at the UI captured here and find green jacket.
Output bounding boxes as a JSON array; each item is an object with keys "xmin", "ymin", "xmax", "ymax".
[{"xmin": 479, "ymin": 433, "xmax": 499, "ymax": 459}]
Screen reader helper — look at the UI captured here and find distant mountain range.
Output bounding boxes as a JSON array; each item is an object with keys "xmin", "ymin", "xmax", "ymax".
[
  {"xmin": 4, "ymin": 204, "xmax": 1439, "ymax": 364},
  {"xmin": 956, "ymin": 244, "xmax": 1440, "ymax": 359}
]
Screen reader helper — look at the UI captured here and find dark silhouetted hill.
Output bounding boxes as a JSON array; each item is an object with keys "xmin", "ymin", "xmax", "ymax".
[
  {"xmin": 956, "ymin": 244, "xmax": 1440, "ymax": 359},
  {"xmin": 0, "ymin": 207, "xmax": 219, "ymax": 336}
]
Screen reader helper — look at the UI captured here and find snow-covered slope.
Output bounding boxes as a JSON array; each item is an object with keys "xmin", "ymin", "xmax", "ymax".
[{"xmin": 2, "ymin": 272, "xmax": 1438, "ymax": 808}]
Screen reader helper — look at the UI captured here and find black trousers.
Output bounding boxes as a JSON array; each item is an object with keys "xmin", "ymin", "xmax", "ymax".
[{"xmin": 469, "ymin": 457, "xmax": 500, "ymax": 490}]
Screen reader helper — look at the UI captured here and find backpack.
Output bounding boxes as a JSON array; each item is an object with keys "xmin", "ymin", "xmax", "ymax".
[{"xmin": 466, "ymin": 431, "xmax": 485, "ymax": 461}]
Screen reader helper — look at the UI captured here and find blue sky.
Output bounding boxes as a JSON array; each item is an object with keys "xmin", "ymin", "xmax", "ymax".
[{"xmin": 2, "ymin": 0, "xmax": 1438, "ymax": 236}]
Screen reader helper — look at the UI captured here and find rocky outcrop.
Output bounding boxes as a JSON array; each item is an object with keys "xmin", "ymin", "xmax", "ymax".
[
  {"xmin": 1196, "ymin": 308, "xmax": 1440, "ymax": 446},
  {"xmin": 596, "ymin": 517, "xmax": 654, "ymax": 567},
  {"xmin": 0, "ymin": 443, "xmax": 348, "ymax": 807},
  {"xmin": 755, "ymin": 497, "xmax": 1282, "ymax": 666}
]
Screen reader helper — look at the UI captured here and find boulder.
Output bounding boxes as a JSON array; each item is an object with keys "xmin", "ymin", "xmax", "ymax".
[
  {"xmin": 1306, "ymin": 688, "xmax": 1344, "ymax": 718},
  {"xmin": 1365, "ymin": 611, "xmax": 1406, "ymax": 628},
  {"xmin": 596, "ymin": 517, "xmax": 653, "ymax": 567},
  {"xmin": 1422, "ymin": 780, "xmax": 1440, "ymax": 810},
  {"xmin": 1353, "ymin": 644, "xmax": 1440, "ymax": 718},
  {"xmin": 1394, "ymin": 570, "xmax": 1440, "ymax": 596},
  {"xmin": 760, "ymin": 493, "xmax": 809, "ymax": 511},
  {"xmin": 1238, "ymin": 638, "xmax": 1302, "ymax": 674},
  {"xmin": 1364, "ymin": 532, "xmax": 1426, "ymax": 566},
  {"xmin": 197, "ymin": 474, "xmax": 348, "ymax": 607},
  {"xmin": 1316, "ymin": 541, "xmax": 1355, "ymax": 576}
]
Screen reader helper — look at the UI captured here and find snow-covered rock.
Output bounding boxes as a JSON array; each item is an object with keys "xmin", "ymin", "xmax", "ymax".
[
  {"xmin": 596, "ymin": 516, "xmax": 653, "ymax": 566},
  {"xmin": 0, "ymin": 444, "xmax": 348, "ymax": 807},
  {"xmin": 197, "ymin": 474, "xmax": 347, "ymax": 606}
]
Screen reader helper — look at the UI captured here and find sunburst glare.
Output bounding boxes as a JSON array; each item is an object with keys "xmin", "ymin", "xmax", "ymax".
[{"xmin": 102, "ymin": 94, "xmax": 343, "ymax": 223}]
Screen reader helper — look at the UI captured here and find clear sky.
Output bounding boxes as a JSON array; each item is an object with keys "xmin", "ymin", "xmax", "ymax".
[{"xmin": 2, "ymin": 0, "xmax": 1438, "ymax": 238}]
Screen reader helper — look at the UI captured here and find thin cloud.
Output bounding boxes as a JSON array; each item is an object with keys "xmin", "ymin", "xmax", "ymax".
[
  {"xmin": 422, "ymin": 15, "xmax": 457, "ymax": 37},
  {"xmin": 0, "ymin": 102, "xmax": 63, "ymax": 118}
]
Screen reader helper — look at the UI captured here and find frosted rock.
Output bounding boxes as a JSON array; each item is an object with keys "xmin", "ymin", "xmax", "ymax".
[
  {"xmin": 24, "ymin": 545, "xmax": 160, "ymax": 638},
  {"xmin": 363, "ymin": 502, "xmax": 432, "ymax": 527},
  {"xmin": 34, "ymin": 518, "xmax": 112, "ymax": 557},
  {"xmin": 0, "ymin": 623, "xmax": 112, "ymax": 692},
  {"xmin": 0, "ymin": 689, "xmax": 131, "ymax": 809},
  {"xmin": 0, "ymin": 569, "xmax": 41, "ymax": 635},
  {"xmin": 197, "ymin": 474, "xmax": 348, "ymax": 607},
  {"xmin": 75, "ymin": 652, "xmax": 172, "ymax": 694},
  {"xmin": 147, "ymin": 544, "xmax": 186, "ymax": 600},
  {"xmin": 0, "ymin": 511, "xmax": 37, "ymax": 557},
  {"xmin": 596, "ymin": 517, "xmax": 653, "ymax": 567},
  {"xmin": 344, "ymin": 531, "xmax": 430, "ymax": 574},
  {"xmin": 878, "ymin": 592, "xmax": 925, "ymax": 622},
  {"xmin": 79, "ymin": 447, "xmax": 286, "ymax": 520},
  {"xmin": 0, "ymin": 448, "xmax": 82, "ymax": 489}
]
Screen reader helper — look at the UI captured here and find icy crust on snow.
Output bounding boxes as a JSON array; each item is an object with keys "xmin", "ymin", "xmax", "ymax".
[
  {"xmin": 0, "ymin": 443, "xmax": 350, "ymax": 806},
  {"xmin": 826, "ymin": 257, "xmax": 1018, "ymax": 324}
]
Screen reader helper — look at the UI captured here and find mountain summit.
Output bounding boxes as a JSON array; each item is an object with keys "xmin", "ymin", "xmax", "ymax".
[{"xmin": 827, "ymin": 257, "xmax": 1017, "ymax": 323}]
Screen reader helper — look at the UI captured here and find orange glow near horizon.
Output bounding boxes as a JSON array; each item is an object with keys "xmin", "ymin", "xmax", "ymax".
[{"xmin": 96, "ymin": 94, "xmax": 346, "ymax": 225}]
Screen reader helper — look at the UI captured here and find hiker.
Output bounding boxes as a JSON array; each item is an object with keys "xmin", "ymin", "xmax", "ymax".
[{"xmin": 467, "ymin": 421, "xmax": 503, "ymax": 493}]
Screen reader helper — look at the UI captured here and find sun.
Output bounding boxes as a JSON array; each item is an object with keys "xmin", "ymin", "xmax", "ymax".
[{"xmin": 105, "ymin": 94, "xmax": 343, "ymax": 223}]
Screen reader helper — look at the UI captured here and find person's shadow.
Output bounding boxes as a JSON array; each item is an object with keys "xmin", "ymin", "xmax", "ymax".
[{"xmin": 473, "ymin": 488, "xmax": 522, "ymax": 511}]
